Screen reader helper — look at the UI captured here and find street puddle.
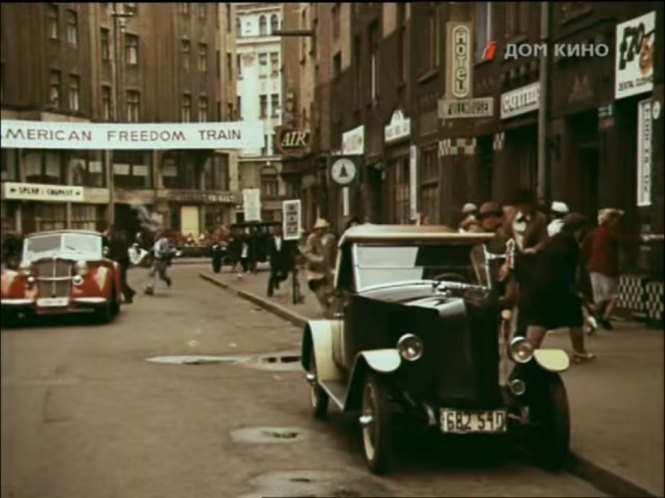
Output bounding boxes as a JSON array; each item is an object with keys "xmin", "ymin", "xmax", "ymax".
[
  {"xmin": 145, "ymin": 352, "xmax": 302, "ymax": 371},
  {"xmin": 145, "ymin": 356, "xmax": 242, "ymax": 365},
  {"xmin": 230, "ymin": 427, "xmax": 308, "ymax": 444}
]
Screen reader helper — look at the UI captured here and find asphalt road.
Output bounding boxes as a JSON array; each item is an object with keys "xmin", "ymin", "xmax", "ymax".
[{"xmin": 1, "ymin": 265, "xmax": 606, "ymax": 498}]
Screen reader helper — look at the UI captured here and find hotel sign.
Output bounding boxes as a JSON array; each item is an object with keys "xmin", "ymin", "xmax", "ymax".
[
  {"xmin": 3, "ymin": 182, "xmax": 84, "ymax": 203},
  {"xmin": 446, "ymin": 22, "xmax": 473, "ymax": 99},
  {"xmin": 0, "ymin": 120, "xmax": 265, "ymax": 150}
]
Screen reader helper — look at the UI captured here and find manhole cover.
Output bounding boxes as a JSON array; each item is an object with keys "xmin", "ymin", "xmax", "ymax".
[
  {"xmin": 230, "ymin": 427, "xmax": 308, "ymax": 444},
  {"xmin": 146, "ymin": 356, "xmax": 242, "ymax": 365},
  {"xmin": 242, "ymin": 352, "xmax": 302, "ymax": 372}
]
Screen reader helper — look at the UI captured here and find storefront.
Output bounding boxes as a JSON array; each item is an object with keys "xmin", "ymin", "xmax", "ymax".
[
  {"xmin": 163, "ymin": 190, "xmax": 241, "ymax": 237},
  {"xmin": 383, "ymin": 110, "xmax": 412, "ymax": 224}
]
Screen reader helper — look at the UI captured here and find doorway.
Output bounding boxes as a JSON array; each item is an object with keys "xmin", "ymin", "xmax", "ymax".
[{"xmin": 577, "ymin": 144, "xmax": 599, "ymax": 221}]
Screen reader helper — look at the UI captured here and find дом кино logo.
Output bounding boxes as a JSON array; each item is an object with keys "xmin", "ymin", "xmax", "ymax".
[
  {"xmin": 483, "ymin": 40, "xmax": 497, "ymax": 62},
  {"xmin": 481, "ymin": 40, "xmax": 611, "ymax": 61}
]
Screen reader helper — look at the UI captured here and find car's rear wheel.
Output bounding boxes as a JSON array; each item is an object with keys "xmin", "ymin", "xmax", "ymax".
[
  {"xmin": 308, "ymin": 350, "xmax": 329, "ymax": 420},
  {"xmin": 361, "ymin": 374, "xmax": 394, "ymax": 474},
  {"xmin": 527, "ymin": 373, "xmax": 570, "ymax": 469}
]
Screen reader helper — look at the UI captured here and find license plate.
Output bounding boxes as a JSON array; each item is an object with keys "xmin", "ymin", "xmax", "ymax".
[
  {"xmin": 37, "ymin": 297, "xmax": 70, "ymax": 307},
  {"xmin": 440, "ymin": 409, "xmax": 507, "ymax": 434}
]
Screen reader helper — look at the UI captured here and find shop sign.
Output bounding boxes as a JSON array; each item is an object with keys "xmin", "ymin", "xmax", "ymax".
[
  {"xmin": 409, "ymin": 146, "xmax": 418, "ymax": 221},
  {"xmin": 275, "ymin": 127, "xmax": 310, "ymax": 156},
  {"xmin": 0, "ymin": 120, "xmax": 265, "ymax": 150},
  {"xmin": 282, "ymin": 200, "xmax": 302, "ymax": 240},
  {"xmin": 342, "ymin": 125, "xmax": 364, "ymax": 155},
  {"xmin": 500, "ymin": 82, "xmax": 540, "ymax": 119},
  {"xmin": 446, "ymin": 22, "xmax": 473, "ymax": 99},
  {"xmin": 242, "ymin": 188, "xmax": 262, "ymax": 222},
  {"xmin": 384, "ymin": 109, "xmax": 411, "ymax": 144},
  {"xmin": 615, "ymin": 11, "xmax": 655, "ymax": 100},
  {"xmin": 168, "ymin": 190, "xmax": 241, "ymax": 204},
  {"xmin": 2, "ymin": 182, "xmax": 84, "ymax": 203},
  {"xmin": 637, "ymin": 99, "xmax": 652, "ymax": 207},
  {"xmin": 438, "ymin": 97, "xmax": 494, "ymax": 119},
  {"xmin": 83, "ymin": 188, "xmax": 111, "ymax": 204}
]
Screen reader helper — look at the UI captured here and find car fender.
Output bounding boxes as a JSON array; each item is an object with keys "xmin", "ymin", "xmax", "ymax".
[
  {"xmin": 343, "ymin": 349, "xmax": 402, "ymax": 412},
  {"xmin": 534, "ymin": 349, "xmax": 570, "ymax": 373},
  {"xmin": 301, "ymin": 320, "xmax": 344, "ymax": 383}
]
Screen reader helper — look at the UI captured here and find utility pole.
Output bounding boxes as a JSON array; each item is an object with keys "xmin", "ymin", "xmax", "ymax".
[{"xmin": 537, "ymin": 2, "xmax": 550, "ymax": 205}]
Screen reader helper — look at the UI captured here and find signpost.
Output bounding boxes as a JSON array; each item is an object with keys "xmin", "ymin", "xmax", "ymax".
[
  {"xmin": 282, "ymin": 200, "xmax": 302, "ymax": 240},
  {"xmin": 330, "ymin": 156, "xmax": 359, "ymax": 218}
]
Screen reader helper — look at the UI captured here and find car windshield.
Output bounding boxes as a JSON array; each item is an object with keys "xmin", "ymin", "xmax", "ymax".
[
  {"xmin": 24, "ymin": 233, "xmax": 101, "ymax": 262},
  {"xmin": 353, "ymin": 242, "xmax": 489, "ymax": 291}
]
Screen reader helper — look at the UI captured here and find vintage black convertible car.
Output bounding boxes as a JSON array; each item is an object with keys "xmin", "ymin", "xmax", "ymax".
[{"xmin": 301, "ymin": 225, "xmax": 571, "ymax": 473}]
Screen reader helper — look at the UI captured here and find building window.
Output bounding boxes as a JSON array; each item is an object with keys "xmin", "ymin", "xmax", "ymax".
[
  {"xmin": 259, "ymin": 15, "xmax": 267, "ymax": 36},
  {"xmin": 236, "ymin": 17, "xmax": 241, "ymax": 37},
  {"xmin": 161, "ymin": 151, "xmax": 197, "ymax": 189},
  {"xmin": 67, "ymin": 9, "xmax": 78, "ymax": 46},
  {"xmin": 258, "ymin": 53, "xmax": 268, "ymax": 78},
  {"xmin": 69, "ymin": 150, "xmax": 106, "ymax": 188},
  {"xmin": 226, "ymin": 102, "xmax": 233, "ymax": 121},
  {"xmin": 226, "ymin": 4, "xmax": 232, "ymax": 32},
  {"xmin": 24, "ymin": 150, "xmax": 64, "ymax": 185},
  {"xmin": 101, "ymin": 28, "xmax": 111, "ymax": 61},
  {"xmin": 48, "ymin": 4, "xmax": 59, "ymax": 40},
  {"xmin": 421, "ymin": 185, "xmax": 439, "ymax": 224},
  {"xmin": 182, "ymin": 94, "xmax": 191, "ymax": 122},
  {"xmin": 198, "ymin": 3, "xmax": 206, "ymax": 18},
  {"xmin": 203, "ymin": 155, "xmax": 229, "ymax": 190},
  {"xmin": 68, "ymin": 74, "xmax": 80, "ymax": 112},
  {"xmin": 198, "ymin": 96, "xmax": 208, "ymax": 123},
  {"xmin": 369, "ymin": 22, "xmax": 379, "ymax": 103},
  {"xmin": 1, "ymin": 150, "xmax": 19, "ymax": 182},
  {"xmin": 397, "ymin": 3, "xmax": 407, "ymax": 83},
  {"xmin": 102, "ymin": 85, "xmax": 112, "ymax": 120},
  {"xmin": 236, "ymin": 96, "xmax": 242, "ymax": 119},
  {"xmin": 270, "ymin": 14, "xmax": 279, "ymax": 34},
  {"xmin": 475, "ymin": 3, "xmax": 493, "ymax": 63},
  {"xmin": 333, "ymin": 52, "xmax": 341, "ymax": 81},
  {"xmin": 50, "ymin": 70, "xmax": 61, "ymax": 108},
  {"xmin": 226, "ymin": 52, "xmax": 232, "ymax": 81},
  {"xmin": 420, "ymin": 4, "xmax": 438, "ymax": 71},
  {"xmin": 270, "ymin": 52, "xmax": 279, "ymax": 77},
  {"xmin": 237, "ymin": 54, "xmax": 242, "ymax": 78},
  {"xmin": 260, "ymin": 94, "xmax": 268, "ymax": 118},
  {"xmin": 179, "ymin": 3, "xmax": 190, "ymax": 15},
  {"xmin": 389, "ymin": 156, "xmax": 410, "ymax": 224},
  {"xmin": 332, "ymin": 4, "xmax": 340, "ymax": 40},
  {"xmin": 271, "ymin": 94, "xmax": 280, "ymax": 118},
  {"xmin": 261, "ymin": 167, "xmax": 279, "ymax": 197},
  {"xmin": 353, "ymin": 35, "xmax": 361, "ymax": 106},
  {"xmin": 113, "ymin": 150, "xmax": 153, "ymax": 189},
  {"xmin": 198, "ymin": 43, "xmax": 207, "ymax": 72},
  {"xmin": 126, "ymin": 90, "xmax": 140, "ymax": 122},
  {"xmin": 182, "ymin": 39, "xmax": 190, "ymax": 71},
  {"xmin": 71, "ymin": 205, "xmax": 106, "ymax": 232},
  {"xmin": 125, "ymin": 34, "xmax": 139, "ymax": 65}
]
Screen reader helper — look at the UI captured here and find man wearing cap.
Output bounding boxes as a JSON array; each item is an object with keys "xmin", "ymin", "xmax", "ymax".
[
  {"xmin": 548, "ymin": 201, "xmax": 570, "ymax": 237},
  {"xmin": 304, "ymin": 218, "xmax": 336, "ymax": 317},
  {"xmin": 472, "ymin": 202, "xmax": 507, "ymax": 254},
  {"xmin": 458, "ymin": 203, "xmax": 478, "ymax": 233}
]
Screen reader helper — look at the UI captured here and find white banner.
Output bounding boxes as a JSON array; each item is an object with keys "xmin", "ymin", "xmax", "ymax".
[
  {"xmin": 0, "ymin": 120, "xmax": 265, "ymax": 150},
  {"xmin": 3, "ymin": 182, "xmax": 84, "ymax": 203},
  {"xmin": 615, "ymin": 12, "xmax": 655, "ymax": 100},
  {"xmin": 242, "ymin": 188, "xmax": 262, "ymax": 222},
  {"xmin": 637, "ymin": 99, "xmax": 652, "ymax": 207},
  {"xmin": 282, "ymin": 200, "xmax": 302, "ymax": 240},
  {"xmin": 409, "ymin": 145, "xmax": 418, "ymax": 221}
]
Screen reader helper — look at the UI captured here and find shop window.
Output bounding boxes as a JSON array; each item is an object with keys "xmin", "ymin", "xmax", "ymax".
[
  {"xmin": 113, "ymin": 150, "xmax": 152, "ymax": 189},
  {"xmin": 27, "ymin": 203, "xmax": 67, "ymax": 233},
  {"xmin": 161, "ymin": 152, "xmax": 197, "ymax": 190},
  {"xmin": 203, "ymin": 154, "xmax": 229, "ymax": 191},
  {"xmin": 1, "ymin": 149, "xmax": 19, "ymax": 182},
  {"xmin": 1, "ymin": 202, "xmax": 17, "ymax": 233},
  {"xmin": 71, "ymin": 205, "xmax": 105, "ymax": 231},
  {"xmin": 420, "ymin": 146, "xmax": 438, "ymax": 182},
  {"xmin": 391, "ymin": 156, "xmax": 410, "ymax": 224},
  {"xmin": 24, "ymin": 150, "xmax": 64, "ymax": 184},
  {"xmin": 69, "ymin": 150, "xmax": 105, "ymax": 188},
  {"xmin": 421, "ymin": 185, "xmax": 439, "ymax": 224}
]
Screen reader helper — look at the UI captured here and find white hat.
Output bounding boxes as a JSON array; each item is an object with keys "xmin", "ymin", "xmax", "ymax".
[
  {"xmin": 598, "ymin": 208, "xmax": 624, "ymax": 225},
  {"xmin": 462, "ymin": 203, "xmax": 478, "ymax": 215},
  {"xmin": 313, "ymin": 218, "xmax": 330, "ymax": 230},
  {"xmin": 551, "ymin": 201, "xmax": 569, "ymax": 214}
]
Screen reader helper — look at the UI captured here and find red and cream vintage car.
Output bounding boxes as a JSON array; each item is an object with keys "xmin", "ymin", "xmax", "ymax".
[{"xmin": 1, "ymin": 230, "xmax": 123, "ymax": 325}]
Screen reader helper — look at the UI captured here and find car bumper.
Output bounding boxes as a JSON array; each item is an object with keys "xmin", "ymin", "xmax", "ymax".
[{"xmin": 1, "ymin": 297, "xmax": 108, "ymax": 314}]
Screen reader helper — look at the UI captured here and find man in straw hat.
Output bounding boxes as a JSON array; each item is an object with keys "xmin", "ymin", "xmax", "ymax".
[{"xmin": 304, "ymin": 218, "xmax": 336, "ymax": 317}]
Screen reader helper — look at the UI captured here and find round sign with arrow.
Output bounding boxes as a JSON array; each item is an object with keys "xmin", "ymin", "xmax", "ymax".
[{"xmin": 330, "ymin": 158, "xmax": 357, "ymax": 186}]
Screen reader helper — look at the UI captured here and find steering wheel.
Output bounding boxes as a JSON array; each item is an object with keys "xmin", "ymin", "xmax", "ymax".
[{"xmin": 431, "ymin": 272, "xmax": 468, "ymax": 283}]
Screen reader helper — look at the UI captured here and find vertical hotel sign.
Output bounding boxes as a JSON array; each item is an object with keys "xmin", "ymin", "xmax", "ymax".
[
  {"xmin": 637, "ymin": 99, "xmax": 652, "ymax": 206},
  {"xmin": 445, "ymin": 22, "xmax": 473, "ymax": 99},
  {"xmin": 409, "ymin": 146, "xmax": 418, "ymax": 221}
]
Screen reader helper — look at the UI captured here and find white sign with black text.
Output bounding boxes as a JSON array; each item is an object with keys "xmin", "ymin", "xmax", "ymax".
[
  {"xmin": 637, "ymin": 99, "xmax": 652, "ymax": 207},
  {"xmin": 615, "ymin": 11, "xmax": 655, "ymax": 100},
  {"xmin": 439, "ymin": 97, "xmax": 494, "ymax": 119},
  {"xmin": 500, "ymin": 82, "xmax": 540, "ymax": 120},
  {"xmin": 409, "ymin": 146, "xmax": 418, "ymax": 221},
  {"xmin": 3, "ymin": 182, "xmax": 84, "ymax": 203},
  {"xmin": 282, "ymin": 200, "xmax": 302, "ymax": 240},
  {"xmin": 242, "ymin": 188, "xmax": 262, "ymax": 222},
  {"xmin": 384, "ymin": 109, "xmax": 411, "ymax": 143},
  {"xmin": 0, "ymin": 120, "xmax": 265, "ymax": 150}
]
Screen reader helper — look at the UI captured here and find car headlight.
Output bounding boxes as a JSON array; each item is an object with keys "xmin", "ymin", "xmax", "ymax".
[
  {"xmin": 508, "ymin": 337, "xmax": 534, "ymax": 364},
  {"xmin": 72, "ymin": 274, "xmax": 84, "ymax": 286},
  {"xmin": 397, "ymin": 334, "xmax": 424, "ymax": 362},
  {"xmin": 74, "ymin": 261, "xmax": 89, "ymax": 276},
  {"xmin": 19, "ymin": 262, "xmax": 33, "ymax": 277},
  {"xmin": 26, "ymin": 274, "xmax": 36, "ymax": 286}
]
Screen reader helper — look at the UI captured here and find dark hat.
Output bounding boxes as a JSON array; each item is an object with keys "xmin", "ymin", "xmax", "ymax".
[
  {"xmin": 478, "ymin": 201, "xmax": 502, "ymax": 218},
  {"xmin": 562, "ymin": 212, "xmax": 588, "ymax": 232},
  {"xmin": 510, "ymin": 189, "xmax": 537, "ymax": 206}
]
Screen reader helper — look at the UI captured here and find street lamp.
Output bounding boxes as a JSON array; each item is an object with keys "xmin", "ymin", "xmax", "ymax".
[{"xmin": 108, "ymin": 3, "xmax": 133, "ymax": 226}]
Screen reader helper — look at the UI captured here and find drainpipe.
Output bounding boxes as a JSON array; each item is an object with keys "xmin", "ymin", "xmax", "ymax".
[{"xmin": 537, "ymin": 2, "xmax": 550, "ymax": 204}]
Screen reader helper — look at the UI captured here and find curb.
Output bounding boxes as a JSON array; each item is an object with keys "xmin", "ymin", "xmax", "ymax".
[{"xmin": 200, "ymin": 271, "xmax": 660, "ymax": 498}]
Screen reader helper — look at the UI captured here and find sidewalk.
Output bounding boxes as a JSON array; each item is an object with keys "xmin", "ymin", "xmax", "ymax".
[{"xmin": 200, "ymin": 269, "xmax": 664, "ymax": 498}]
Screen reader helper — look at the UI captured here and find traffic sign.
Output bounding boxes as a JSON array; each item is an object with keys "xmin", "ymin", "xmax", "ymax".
[
  {"xmin": 330, "ymin": 157, "xmax": 358, "ymax": 186},
  {"xmin": 282, "ymin": 199, "xmax": 301, "ymax": 240}
]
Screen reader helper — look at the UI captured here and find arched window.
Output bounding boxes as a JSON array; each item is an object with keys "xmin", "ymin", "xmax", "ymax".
[
  {"xmin": 259, "ymin": 15, "xmax": 267, "ymax": 35},
  {"xmin": 270, "ymin": 14, "xmax": 279, "ymax": 34}
]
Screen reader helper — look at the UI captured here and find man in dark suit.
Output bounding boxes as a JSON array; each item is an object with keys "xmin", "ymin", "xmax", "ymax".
[{"xmin": 266, "ymin": 225, "xmax": 294, "ymax": 297}]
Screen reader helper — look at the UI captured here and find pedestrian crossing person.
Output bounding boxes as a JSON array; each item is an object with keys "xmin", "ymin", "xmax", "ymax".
[
  {"xmin": 304, "ymin": 219, "xmax": 336, "ymax": 318},
  {"xmin": 144, "ymin": 230, "xmax": 173, "ymax": 296}
]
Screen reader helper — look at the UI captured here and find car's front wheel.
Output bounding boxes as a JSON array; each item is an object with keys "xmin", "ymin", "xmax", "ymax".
[
  {"xmin": 360, "ymin": 374, "xmax": 394, "ymax": 474},
  {"xmin": 97, "ymin": 290, "xmax": 118, "ymax": 324},
  {"xmin": 308, "ymin": 350, "xmax": 329, "ymax": 420},
  {"xmin": 527, "ymin": 373, "xmax": 570, "ymax": 469}
]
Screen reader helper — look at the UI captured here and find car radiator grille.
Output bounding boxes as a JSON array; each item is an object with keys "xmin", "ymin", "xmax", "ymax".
[{"xmin": 36, "ymin": 259, "xmax": 73, "ymax": 298}]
